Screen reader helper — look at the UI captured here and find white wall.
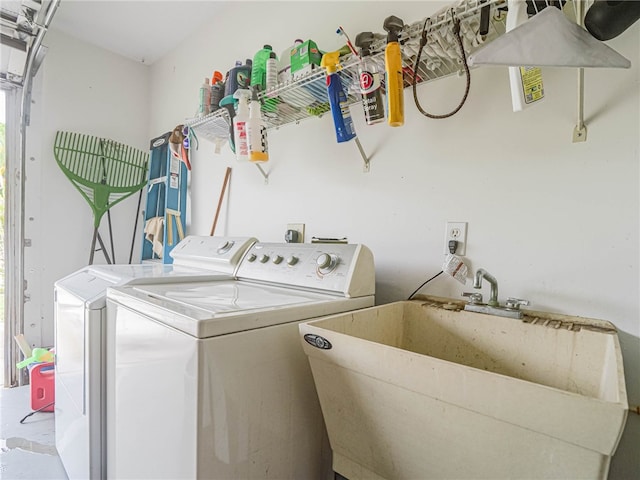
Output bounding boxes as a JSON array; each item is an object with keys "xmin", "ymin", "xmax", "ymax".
[
  {"xmin": 148, "ymin": 2, "xmax": 639, "ymax": 477},
  {"xmin": 24, "ymin": 29, "xmax": 150, "ymax": 348}
]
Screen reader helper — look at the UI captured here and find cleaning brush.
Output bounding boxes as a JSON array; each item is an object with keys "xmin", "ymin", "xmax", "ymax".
[{"xmin": 336, "ymin": 25, "xmax": 359, "ymax": 58}]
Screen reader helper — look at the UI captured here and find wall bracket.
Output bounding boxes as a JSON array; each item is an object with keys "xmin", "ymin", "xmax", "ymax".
[
  {"xmin": 354, "ymin": 137, "xmax": 371, "ymax": 173},
  {"xmin": 255, "ymin": 163, "xmax": 269, "ymax": 184}
]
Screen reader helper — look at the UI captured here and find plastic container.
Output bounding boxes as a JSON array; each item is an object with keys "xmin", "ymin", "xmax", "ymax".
[
  {"xmin": 198, "ymin": 77, "xmax": 211, "ymax": 117},
  {"xmin": 210, "ymin": 71, "xmax": 224, "ymax": 111},
  {"xmin": 277, "ymin": 39, "xmax": 303, "ymax": 84},
  {"xmin": 247, "ymin": 87, "xmax": 269, "ymax": 162},
  {"xmin": 355, "ymin": 32, "xmax": 385, "ymax": 125},
  {"xmin": 30, "ymin": 362, "xmax": 55, "ymax": 412},
  {"xmin": 507, "ymin": 0, "xmax": 544, "ymax": 112},
  {"xmin": 251, "ymin": 45, "xmax": 274, "ymax": 90},
  {"xmin": 384, "ymin": 15, "xmax": 405, "ymax": 127},
  {"xmin": 224, "ymin": 60, "xmax": 252, "ymax": 98},
  {"xmin": 233, "ymin": 89, "xmax": 251, "ymax": 161},
  {"xmin": 321, "ymin": 51, "xmax": 356, "ymax": 143},
  {"xmin": 265, "ymin": 52, "xmax": 278, "ymax": 94}
]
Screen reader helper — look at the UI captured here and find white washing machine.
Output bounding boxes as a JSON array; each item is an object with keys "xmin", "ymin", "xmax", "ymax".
[
  {"xmin": 54, "ymin": 236, "xmax": 257, "ymax": 480},
  {"xmin": 105, "ymin": 242, "xmax": 375, "ymax": 480}
]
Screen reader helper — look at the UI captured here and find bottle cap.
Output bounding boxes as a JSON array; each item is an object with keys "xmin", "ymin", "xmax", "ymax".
[{"xmin": 211, "ymin": 71, "xmax": 223, "ymax": 84}]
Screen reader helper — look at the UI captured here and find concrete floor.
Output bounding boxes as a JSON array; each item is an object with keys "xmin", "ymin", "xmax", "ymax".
[{"xmin": 0, "ymin": 385, "xmax": 68, "ymax": 479}]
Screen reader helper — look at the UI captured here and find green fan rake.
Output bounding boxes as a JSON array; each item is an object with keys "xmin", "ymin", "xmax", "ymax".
[{"xmin": 54, "ymin": 131, "xmax": 149, "ymax": 264}]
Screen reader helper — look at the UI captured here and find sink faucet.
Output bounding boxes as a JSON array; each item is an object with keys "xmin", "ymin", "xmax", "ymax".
[
  {"xmin": 473, "ymin": 268, "xmax": 499, "ymax": 306},
  {"xmin": 464, "ymin": 268, "xmax": 530, "ymax": 319}
]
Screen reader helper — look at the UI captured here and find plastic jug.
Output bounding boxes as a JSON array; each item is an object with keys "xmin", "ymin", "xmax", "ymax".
[
  {"xmin": 224, "ymin": 60, "xmax": 252, "ymax": 98},
  {"xmin": 251, "ymin": 45, "xmax": 275, "ymax": 90}
]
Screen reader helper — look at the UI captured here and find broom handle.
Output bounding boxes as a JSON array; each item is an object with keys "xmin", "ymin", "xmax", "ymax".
[
  {"xmin": 210, "ymin": 167, "xmax": 232, "ymax": 236},
  {"xmin": 107, "ymin": 209, "xmax": 116, "ymax": 263},
  {"xmin": 96, "ymin": 230, "xmax": 113, "ymax": 264},
  {"xmin": 129, "ymin": 189, "xmax": 143, "ymax": 264},
  {"xmin": 89, "ymin": 227, "xmax": 98, "ymax": 265}
]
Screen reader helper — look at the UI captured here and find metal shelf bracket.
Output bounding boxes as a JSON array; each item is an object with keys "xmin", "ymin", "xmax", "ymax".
[
  {"xmin": 255, "ymin": 163, "xmax": 269, "ymax": 184},
  {"xmin": 573, "ymin": 0, "xmax": 588, "ymax": 143},
  {"xmin": 354, "ymin": 137, "xmax": 371, "ymax": 173}
]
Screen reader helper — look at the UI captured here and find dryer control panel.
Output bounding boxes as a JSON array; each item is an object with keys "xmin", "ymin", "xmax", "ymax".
[
  {"xmin": 236, "ymin": 242, "xmax": 375, "ymax": 298},
  {"xmin": 170, "ymin": 236, "xmax": 257, "ymax": 273}
]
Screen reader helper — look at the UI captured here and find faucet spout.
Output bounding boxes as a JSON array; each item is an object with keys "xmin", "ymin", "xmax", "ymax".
[{"xmin": 474, "ymin": 268, "xmax": 499, "ymax": 306}]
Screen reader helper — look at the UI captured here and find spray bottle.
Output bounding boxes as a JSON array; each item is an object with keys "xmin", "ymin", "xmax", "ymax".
[
  {"xmin": 247, "ymin": 86, "xmax": 269, "ymax": 163},
  {"xmin": 320, "ymin": 51, "xmax": 356, "ymax": 143},
  {"xmin": 383, "ymin": 15, "xmax": 405, "ymax": 127},
  {"xmin": 233, "ymin": 89, "xmax": 251, "ymax": 161},
  {"xmin": 355, "ymin": 32, "xmax": 385, "ymax": 125}
]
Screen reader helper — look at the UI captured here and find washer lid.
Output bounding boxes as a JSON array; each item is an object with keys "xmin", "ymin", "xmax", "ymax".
[
  {"xmin": 55, "ymin": 264, "xmax": 233, "ymax": 309},
  {"xmin": 108, "ymin": 280, "xmax": 374, "ymax": 338}
]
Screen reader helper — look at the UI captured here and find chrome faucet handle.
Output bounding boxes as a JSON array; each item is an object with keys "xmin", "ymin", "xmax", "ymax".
[
  {"xmin": 505, "ymin": 297, "xmax": 530, "ymax": 309},
  {"xmin": 462, "ymin": 292, "xmax": 483, "ymax": 304}
]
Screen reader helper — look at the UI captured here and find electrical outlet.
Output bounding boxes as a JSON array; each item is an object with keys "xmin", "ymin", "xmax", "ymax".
[
  {"xmin": 286, "ymin": 223, "xmax": 305, "ymax": 243},
  {"xmin": 444, "ymin": 222, "xmax": 467, "ymax": 255}
]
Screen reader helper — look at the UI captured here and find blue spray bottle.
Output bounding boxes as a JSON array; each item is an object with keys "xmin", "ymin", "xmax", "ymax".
[{"xmin": 321, "ymin": 51, "xmax": 356, "ymax": 143}]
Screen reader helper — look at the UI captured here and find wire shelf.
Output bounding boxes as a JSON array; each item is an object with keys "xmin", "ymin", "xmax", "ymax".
[{"xmin": 187, "ymin": 0, "xmax": 584, "ymax": 144}]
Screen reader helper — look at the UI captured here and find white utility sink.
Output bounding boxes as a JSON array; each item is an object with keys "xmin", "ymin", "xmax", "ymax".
[{"xmin": 300, "ymin": 297, "xmax": 628, "ymax": 480}]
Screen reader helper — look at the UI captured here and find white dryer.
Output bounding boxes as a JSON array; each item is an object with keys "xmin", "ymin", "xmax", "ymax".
[
  {"xmin": 54, "ymin": 236, "xmax": 256, "ymax": 480},
  {"xmin": 105, "ymin": 242, "xmax": 375, "ymax": 479}
]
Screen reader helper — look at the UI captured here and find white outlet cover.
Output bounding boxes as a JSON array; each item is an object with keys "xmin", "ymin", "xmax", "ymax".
[{"xmin": 444, "ymin": 222, "xmax": 467, "ymax": 255}]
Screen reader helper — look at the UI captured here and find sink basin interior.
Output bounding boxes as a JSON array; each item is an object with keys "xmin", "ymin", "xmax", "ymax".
[
  {"xmin": 311, "ymin": 300, "xmax": 622, "ymax": 402},
  {"xmin": 301, "ymin": 299, "xmax": 628, "ymax": 479}
]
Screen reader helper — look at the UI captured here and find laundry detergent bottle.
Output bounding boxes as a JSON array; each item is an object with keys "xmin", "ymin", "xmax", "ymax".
[
  {"xmin": 383, "ymin": 15, "xmax": 405, "ymax": 127},
  {"xmin": 251, "ymin": 45, "xmax": 274, "ymax": 90},
  {"xmin": 321, "ymin": 51, "xmax": 356, "ymax": 143},
  {"xmin": 233, "ymin": 89, "xmax": 251, "ymax": 161}
]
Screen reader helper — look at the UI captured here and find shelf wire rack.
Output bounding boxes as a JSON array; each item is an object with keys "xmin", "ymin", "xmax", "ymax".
[{"xmin": 186, "ymin": 0, "xmax": 584, "ymax": 145}]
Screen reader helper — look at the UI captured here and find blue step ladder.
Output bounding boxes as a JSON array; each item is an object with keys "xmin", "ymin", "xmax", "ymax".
[{"xmin": 141, "ymin": 132, "xmax": 188, "ymax": 263}]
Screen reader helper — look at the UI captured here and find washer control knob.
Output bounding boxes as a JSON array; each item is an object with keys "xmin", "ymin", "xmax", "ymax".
[
  {"xmin": 272, "ymin": 255, "xmax": 283, "ymax": 265},
  {"xmin": 217, "ymin": 240, "xmax": 234, "ymax": 254},
  {"xmin": 247, "ymin": 253, "xmax": 257, "ymax": 262},
  {"xmin": 259, "ymin": 254, "xmax": 270, "ymax": 263},
  {"xmin": 287, "ymin": 256, "xmax": 299, "ymax": 266},
  {"xmin": 316, "ymin": 253, "xmax": 339, "ymax": 274}
]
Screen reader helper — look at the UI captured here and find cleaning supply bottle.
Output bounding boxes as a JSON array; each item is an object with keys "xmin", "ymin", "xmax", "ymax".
[
  {"xmin": 506, "ymin": 0, "xmax": 544, "ymax": 112},
  {"xmin": 233, "ymin": 89, "xmax": 251, "ymax": 161},
  {"xmin": 198, "ymin": 77, "xmax": 211, "ymax": 117},
  {"xmin": 265, "ymin": 51, "xmax": 278, "ymax": 94},
  {"xmin": 247, "ymin": 86, "xmax": 269, "ymax": 163},
  {"xmin": 251, "ymin": 45, "xmax": 274, "ymax": 90},
  {"xmin": 210, "ymin": 71, "xmax": 224, "ymax": 112},
  {"xmin": 224, "ymin": 60, "xmax": 252, "ymax": 99},
  {"xmin": 321, "ymin": 51, "xmax": 356, "ymax": 143},
  {"xmin": 355, "ymin": 31, "xmax": 385, "ymax": 125},
  {"xmin": 277, "ymin": 39, "xmax": 303, "ymax": 84},
  {"xmin": 383, "ymin": 15, "xmax": 405, "ymax": 127}
]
